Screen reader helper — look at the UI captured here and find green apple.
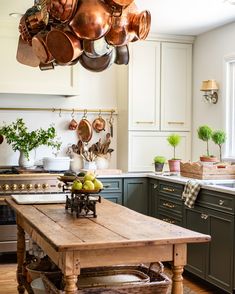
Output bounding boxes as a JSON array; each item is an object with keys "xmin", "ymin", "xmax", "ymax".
[
  {"xmin": 83, "ymin": 180, "xmax": 95, "ymax": 190},
  {"xmin": 72, "ymin": 180, "xmax": 83, "ymax": 191},
  {"xmin": 93, "ymin": 179, "xmax": 103, "ymax": 190}
]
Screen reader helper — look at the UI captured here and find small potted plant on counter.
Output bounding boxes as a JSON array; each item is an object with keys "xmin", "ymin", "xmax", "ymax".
[
  {"xmin": 0, "ymin": 118, "xmax": 61, "ymax": 168},
  {"xmin": 153, "ymin": 156, "xmax": 166, "ymax": 173},
  {"xmin": 167, "ymin": 133, "xmax": 181, "ymax": 172},
  {"xmin": 212, "ymin": 130, "xmax": 226, "ymax": 163},
  {"xmin": 197, "ymin": 125, "xmax": 217, "ymax": 162}
]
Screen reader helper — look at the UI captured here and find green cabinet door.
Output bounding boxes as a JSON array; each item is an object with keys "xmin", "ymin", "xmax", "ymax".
[
  {"xmin": 185, "ymin": 206, "xmax": 234, "ymax": 293},
  {"xmin": 148, "ymin": 179, "xmax": 159, "ymax": 217},
  {"xmin": 99, "ymin": 178, "xmax": 123, "ymax": 205},
  {"xmin": 123, "ymin": 178, "xmax": 148, "ymax": 215}
]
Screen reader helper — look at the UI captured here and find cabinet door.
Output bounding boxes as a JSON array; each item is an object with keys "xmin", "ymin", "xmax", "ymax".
[
  {"xmin": 161, "ymin": 43, "xmax": 192, "ymax": 131},
  {"xmin": 128, "ymin": 131, "xmax": 191, "ymax": 171},
  {"xmin": 148, "ymin": 179, "xmax": 158, "ymax": 217},
  {"xmin": 128, "ymin": 41, "xmax": 161, "ymax": 131},
  {"xmin": 99, "ymin": 178, "xmax": 123, "ymax": 205},
  {"xmin": 101, "ymin": 193, "xmax": 122, "ymax": 205},
  {"xmin": 0, "ymin": 24, "xmax": 79, "ymax": 96},
  {"xmin": 123, "ymin": 178, "xmax": 148, "ymax": 215}
]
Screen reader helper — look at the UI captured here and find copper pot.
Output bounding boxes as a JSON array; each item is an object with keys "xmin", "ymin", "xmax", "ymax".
[
  {"xmin": 92, "ymin": 115, "xmax": 106, "ymax": 132},
  {"xmin": 104, "ymin": 0, "xmax": 134, "ymax": 9},
  {"xmin": 69, "ymin": 119, "xmax": 78, "ymax": 130},
  {"xmin": 69, "ymin": 0, "xmax": 112, "ymax": 40},
  {"xmin": 32, "ymin": 31, "xmax": 54, "ymax": 64},
  {"xmin": 48, "ymin": 0, "xmax": 78, "ymax": 23},
  {"xmin": 115, "ymin": 45, "xmax": 129, "ymax": 65},
  {"xmin": 105, "ymin": 2, "xmax": 137, "ymax": 46},
  {"xmin": 130, "ymin": 10, "xmax": 151, "ymax": 40},
  {"xmin": 46, "ymin": 28, "xmax": 83, "ymax": 64},
  {"xmin": 16, "ymin": 36, "xmax": 40, "ymax": 67}
]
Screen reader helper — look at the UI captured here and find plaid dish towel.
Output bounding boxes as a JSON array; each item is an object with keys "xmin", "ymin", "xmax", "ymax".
[{"xmin": 182, "ymin": 180, "xmax": 201, "ymax": 208}]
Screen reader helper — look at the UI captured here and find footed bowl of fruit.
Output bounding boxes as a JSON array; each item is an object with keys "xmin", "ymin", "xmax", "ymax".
[{"xmin": 70, "ymin": 172, "xmax": 103, "ymax": 194}]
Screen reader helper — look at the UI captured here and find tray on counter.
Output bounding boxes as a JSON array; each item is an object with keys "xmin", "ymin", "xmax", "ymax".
[{"xmin": 12, "ymin": 193, "xmax": 67, "ymax": 204}]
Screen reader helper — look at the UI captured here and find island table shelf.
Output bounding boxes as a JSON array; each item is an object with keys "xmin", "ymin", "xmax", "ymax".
[{"xmin": 6, "ymin": 198, "xmax": 210, "ymax": 294}]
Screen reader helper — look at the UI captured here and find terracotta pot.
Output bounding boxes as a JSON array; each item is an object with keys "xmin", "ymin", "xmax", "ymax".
[
  {"xmin": 200, "ymin": 156, "xmax": 218, "ymax": 163},
  {"xmin": 168, "ymin": 159, "xmax": 181, "ymax": 173}
]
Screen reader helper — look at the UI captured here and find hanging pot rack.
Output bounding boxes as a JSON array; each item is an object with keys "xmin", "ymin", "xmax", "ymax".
[{"xmin": 0, "ymin": 107, "xmax": 116, "ymax": 115}]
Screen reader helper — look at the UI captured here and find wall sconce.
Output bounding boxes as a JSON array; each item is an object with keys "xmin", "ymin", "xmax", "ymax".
[{"xmin": 200, "ymin": 80, "xmax": 219, "ymax": 104}]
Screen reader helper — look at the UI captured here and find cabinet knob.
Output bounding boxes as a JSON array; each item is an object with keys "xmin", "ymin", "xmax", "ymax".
[
  {"xmin": 42, "ymin": 184, "xmax": 49, "ymax": 189},
  {"xmin": 26, "ymin": 184, "xmax": 33, "ymax": 190},
  {"xmin": 19, "ymin": 184, "xmax": 25, "ymax": 190},
  {"xmin": 219, "ymin": 200, "xmax": 224, "ymax": 206},
  {"xmin": 11, "ymin": 184, "xmax": 17, "ymax": 191},
  {"xmin": 2, "ymin": 184, "xmax": 9, "ymax": 191},
  {"xmin": 34, "ymin": 183, "xmax": 41, "ymax": 189},
  {"xmin": 153, "ymin": 184, "xmax": 158, "ymax": 189},
  {"xmin": 201, "ymin": 213, "xmax": 208, "ymax": 220}
]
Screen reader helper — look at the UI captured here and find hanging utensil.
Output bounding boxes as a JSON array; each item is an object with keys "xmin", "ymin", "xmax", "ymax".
[
  {"xmin": 69, "ymin": 0, "xmax": 112, "ymax": 40},
  {"xmin": 83, "ymin": 37, "xmax": 113, "ymax": 59},
  {"xmin": 115, "ymin": 45, "xmax": 129, "ymax": 65},
  {"xmin": 77, "ymin": 110, "xmax": 93, "ymax": 142},
  {"xmin": 108, "ymin": 111, "xmax": 114, "ymax": 137},
  {"xmin": 32, "ymin": 31, "xmax": 54, "ymax": 64},
  {"xmin": 68, "ymin": 109, "xmax": 78, "ymax": 130},
  {"xmin": 92, "ymin": 111, "xmax": 106, "ymax": 133},
  {"xmin": 48, "ymin": 0, "xmax": 78, "ymax": 23},
  {"xmin": 16, "ymin": 36, "xmax": 41, "ymax": 67}
]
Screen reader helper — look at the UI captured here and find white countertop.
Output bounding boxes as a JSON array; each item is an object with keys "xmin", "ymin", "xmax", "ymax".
[{"xmin": 98, "ymin": 172, "xmax": 235, "ymax": 195}]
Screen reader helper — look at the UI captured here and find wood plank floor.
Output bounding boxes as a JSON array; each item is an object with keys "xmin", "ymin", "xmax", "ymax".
[{"xmin": 0, "ymin": 254, "xmax": 226, "ymax": 294}]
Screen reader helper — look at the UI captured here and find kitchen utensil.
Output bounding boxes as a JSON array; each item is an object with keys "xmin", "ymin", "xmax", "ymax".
[
  {"xmin": 115, "ymin": 45, "xmax": 129, "ymax": 65},
  {"xmin": 108, "ymin": 112, "xmax": 114, "ymax": 137},
  {"xmin": 46, "ymin": 28, "xmax": 83, "ymax": 64},
  {"xmin": 79, "ymin": 49, "xmax": 116, "ymax": 72},
  {"xmin": 69, "ymin": 0, "xmax": 112, "ymax": 40},
  {"xmin": 43, "ymin": 157, "xmax": 71, "ymax": 171},
  {"xmin": 130, "ymin": 10, "xmax": 151, "ymax": 40},
  {"xmin": 77, "ymin": 118, "xmax": 93, "ymax": 142},
  {"xmin": 92, "ymin": 113, "xmax": 106, "ymax": 132},
  {"xmin": 83, "ymin": 37, "xmax": 113, "ymax": 58},
  {"xmin": 16, "ymin": 36, "xmax": 41, "ymax": 67},
  {"xmin": 69, "ymin": 119, "xmax": 78, "ymax": 130},
  {"xmin": 48, "ymin": 0, "xmax": 78, "ymax": 23},
  {"xmin": 32, "ymin": 31, "xmax": 54, "ymax": 64},
  {"xmin": 104, "ymin": 0, "xmax": 134, "ymax": 9}
]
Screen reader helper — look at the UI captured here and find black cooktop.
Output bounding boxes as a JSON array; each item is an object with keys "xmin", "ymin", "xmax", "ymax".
[{"xmin": 0, "ymin": 166, "xmax": 66, "ymax": 174}]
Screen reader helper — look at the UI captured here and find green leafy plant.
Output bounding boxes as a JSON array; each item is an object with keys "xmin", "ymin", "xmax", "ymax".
[
  {"xmin": 0, "ymin": 118, "xmax": 62, "ymax": 159},
  {"xmin": 154, "ymin": 156, "xmax": 166, "ymax": 164},
  {"xmin": 197, "ymin": 125, "xmax": 213, "ymax": 157},
  {"xmin": 212, "ymin": 130, "xmax": 226, "ymax": 162},
  {"xmin": 167, "ymin": 134, "xmax": 181, "ymax": 159}
]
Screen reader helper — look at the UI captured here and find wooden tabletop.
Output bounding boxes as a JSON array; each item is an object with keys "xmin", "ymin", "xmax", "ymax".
[{"xmin": 7, "ymin": 197, "xmax": 210, "ymax": 252}]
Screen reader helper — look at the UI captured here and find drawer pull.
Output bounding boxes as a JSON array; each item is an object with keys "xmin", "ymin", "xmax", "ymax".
[
  {"xmin": 162, "ymin": 187, "xmax": 175, "ymax": 193},
  {"xmin": 135, "ymin": 121, "xmax": 154, "ymax": 124},
  {"xmin": 201, "ymin": 213, "xmax": 208, "ymax": 220},
  {"xmin": 219, "ymin": 200, "xmax": 224, "ymax": 206},
  {"xmin": 168, "ymin": 121, "xmax": 184, "ymax": 125},
  {"xmin": 154, "ymin": 184, "xmax": 158, "ymax": 189},
  {"xmin": 162, "ymin": 218, "xmax": 175, "ymax": 224},
  {"xmin": 162, "ymin": 202, "xmax": 175, "ymax": 209}
]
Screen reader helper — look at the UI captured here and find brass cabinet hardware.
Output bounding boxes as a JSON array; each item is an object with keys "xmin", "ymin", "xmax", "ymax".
[
  {"xmin": 162, "ymin": 202, "xmax": 175, "ymax": 209},
  {"xmin": 162, "ymin": 218, "xmax": 175, "ymax": 224},
  {"xmin": 201, "ymin": 213, "xmax": 209, "ymax": 220},
  {"xmin": 168, "ymin": 121, "xmax": 184, "ymax": 125},
  {"xmin": 162, "ymin": 187, "xmax": 175, "ymax": 193},
  {"xmin": 135, "ymin": 121, "xmax": 154, "ymax": 124},
  {"xmin": 153, "ymin": 184, "xmax": 158, "ymax": 189},
  {"xmin": 219, "ymin": 200, "xmax": 224, "ymax": 206}
]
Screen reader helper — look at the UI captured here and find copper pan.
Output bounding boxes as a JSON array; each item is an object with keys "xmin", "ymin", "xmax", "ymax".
[
  {"xmin": 48, "ymin": 0, "xmax": 78, "ymax": 23},
  {"xmin": 46, "ymin": 28, "xmax": 83, "ymax": 64},
  {"xmin": 105, "ymin": 2, "xmax": 137, "ymax": 46},
  {"xmin": 16, "ymin": 36, "xmax": 40, "ymax": 67},
  {"xmin": 130, "ymin": 10, "xmax": 151, "ymax": 40},
  {"xmin": 115, "ymin": 45, "xmax": 129, "ymax": 65},
  {"xmin": 79, "ymin": 49, "xmax": 116, "ymax": 72},
  {"xmin": 83, "ymin": 37, "xmax": 113, "ymax": 59},
  {"xmin": 32, "ymin": 31, "xmax": 54, "ymax": 64},
  {"xmin": 77, "ymin": 118, "xmax": 93, "ymax": 143},
  {"xmin": 69, "ymin": 0, "xmax": 112, "ymax": 40}
]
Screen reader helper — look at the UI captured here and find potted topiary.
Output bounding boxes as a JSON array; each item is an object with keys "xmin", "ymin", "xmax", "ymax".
[
  {"xmin": 153, "ymin": 156, "xmax": 166, "ymax": 173},
  {"xmin": 167, "ymin": 134, "xmax": 181, "ymax": 172},
  {"xmin": 197, "ymin": 125, "xmax": 217, "ymax": 162},
  {"xmin": 211, "ymin": 130, "xmax": 226, "ymax": 163},
  {"xmin": 0, "ymin": 118, "xmax": 61, "ymax": 168}
]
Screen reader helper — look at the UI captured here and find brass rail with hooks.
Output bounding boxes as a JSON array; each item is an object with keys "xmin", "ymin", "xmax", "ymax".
[{"xmin": 0, "ymin": 107, "xmax": 116, "ymax": 115}]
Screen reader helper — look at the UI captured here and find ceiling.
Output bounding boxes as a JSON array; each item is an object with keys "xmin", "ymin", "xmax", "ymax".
[{"xmin": 1, "ymin": 0, "xmax": 235, "ymax": 36}]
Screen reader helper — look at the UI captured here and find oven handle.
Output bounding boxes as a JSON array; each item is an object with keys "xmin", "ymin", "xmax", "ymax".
[{"xmin": 0, "ymin": 197, "xmax": 6, "ymax": 205}]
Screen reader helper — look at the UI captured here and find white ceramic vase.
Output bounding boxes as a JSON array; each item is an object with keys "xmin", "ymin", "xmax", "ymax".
[
  {"xmin": 83, "ymin": 161, "xmax": 97, "ymax": 170},
  {"xmin": 70, "ymin": 153, "xmax": 84, "ymax": 172},
  {"xmin": 95, "ymin": 155, "xmax": 110, "ymax": 169},
  {"xmin": 18, "ymin": 150, "xmax": 36, "ymax": 168}
]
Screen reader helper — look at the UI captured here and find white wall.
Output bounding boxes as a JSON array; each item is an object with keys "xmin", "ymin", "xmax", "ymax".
[
  {"xmin": 192, "ymin": 21, "xmax": 235, "ymax": 161},
  {"xmin": 0, "ymin": 21, "xmax": 118, "ymax": 167}
]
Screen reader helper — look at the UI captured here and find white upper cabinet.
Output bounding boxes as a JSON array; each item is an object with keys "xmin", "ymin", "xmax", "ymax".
[
  {"xmin": 128, "ymin": 41, "xmax": 161, "ymax": 131},
  {"xmin": 0, "ymin": 23, "xmax": 79, "ymax": 96},
  {"xmin": 160, "ymin": 43, "xmax": 192, "ymax": 131}
]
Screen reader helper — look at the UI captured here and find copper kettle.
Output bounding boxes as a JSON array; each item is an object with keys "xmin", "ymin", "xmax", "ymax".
[{"xmin": 69, "ymin": 0, "xmax": 112, "ymax": 40}]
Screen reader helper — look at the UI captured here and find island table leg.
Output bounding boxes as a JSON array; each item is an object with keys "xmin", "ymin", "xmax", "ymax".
[
  {"xmin": 16, "ymin": 223, "xmax": 26, "ymax": 294},
  {"xmin": 64, "ymin": 275, "xmax": 78, "ymax": 293},
  {"xmin": 171, "ymin": 243, "xmax": 186, "ymax": 294}
]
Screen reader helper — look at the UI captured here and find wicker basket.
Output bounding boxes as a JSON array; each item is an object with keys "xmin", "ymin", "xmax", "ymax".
[{"xmin": 41, "ymin": 263, "xmax": 171, "ymax": 294}]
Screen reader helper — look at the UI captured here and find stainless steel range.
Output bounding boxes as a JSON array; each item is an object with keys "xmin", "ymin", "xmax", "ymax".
[{"xmin": 0, "ymin": 167, "xmax": 64, "ymax": 253}]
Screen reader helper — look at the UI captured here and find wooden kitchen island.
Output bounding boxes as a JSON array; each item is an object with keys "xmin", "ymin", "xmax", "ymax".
[{"xmin": 7, "ymin": 198, "xmax": 210, "ymax": 294}]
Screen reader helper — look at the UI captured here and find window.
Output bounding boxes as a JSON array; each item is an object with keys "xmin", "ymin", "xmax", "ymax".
[{"xmin": 224, "ymin": 55, "xmax": 235, "ymax": 159}]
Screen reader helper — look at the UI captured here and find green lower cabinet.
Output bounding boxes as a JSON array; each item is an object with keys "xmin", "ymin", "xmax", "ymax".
[
  {"xmin": 98, "ymin": 178, "xmax": 123, "ymax": 205},
  {"xmin": 148, "ymin": 179, "xmax": 159, "ymax": 217},
  {"xmin": 185, "ymin": 206, "xmax": 234, "ymax": 293},
  {"xmin": 123, "ymin": 178, "xmax": 148, "ymax": 215}
]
